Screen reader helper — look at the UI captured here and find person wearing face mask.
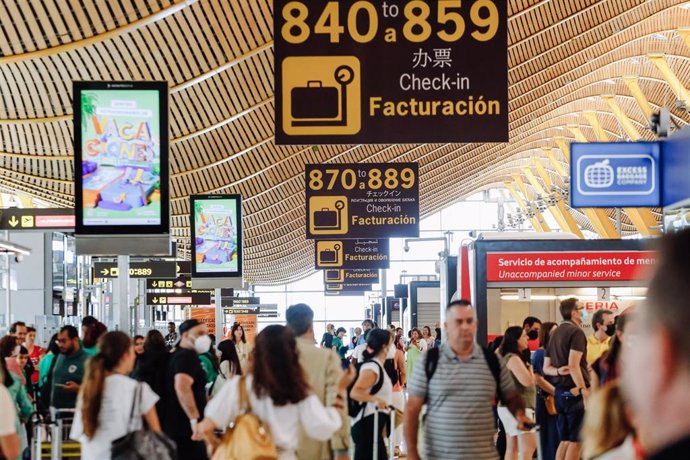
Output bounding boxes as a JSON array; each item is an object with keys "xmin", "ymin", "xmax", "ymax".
[
  {"xmin": 585, "ymin": 309, "xmax": 614, "ymax": 365},
  {"xmin": 162, "ymin": 319, "xmax": 211, "ymax": 460},
  {"xmin": 544, "ymin": 298, "xmax": 590, "ymax": 460},
  {"xmin": 522, "ymin": 316, "xmax": 542, "ymax": 352}
]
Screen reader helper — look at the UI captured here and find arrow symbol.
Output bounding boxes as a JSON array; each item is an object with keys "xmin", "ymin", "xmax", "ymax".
[
  {"xmin": 7, "ymin": 217, "xmax": 18, "ymax": 227},
  {"xmin": 152, "ymin": 298, "xmax": 159, "ymax": 304},
  {"xmin": 152, "ymin": 281, "xmax": 158, "ymax": 287},
  {"xmin": 100, "ymin": 269, "xmax": 109, "ymax": 275}
]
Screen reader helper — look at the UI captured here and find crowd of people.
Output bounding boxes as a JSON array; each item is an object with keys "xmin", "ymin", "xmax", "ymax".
[{"xmin": 1, "ymin": 230, "xmax": 690, "ymax": 459}]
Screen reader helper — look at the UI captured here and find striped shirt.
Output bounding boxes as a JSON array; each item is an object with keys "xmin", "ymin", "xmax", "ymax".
[{"xmin": 408, "ymin": 343, "xmax": 516, "ymax": 460}]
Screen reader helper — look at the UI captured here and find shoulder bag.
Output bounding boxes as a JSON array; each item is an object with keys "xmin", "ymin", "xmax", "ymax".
[
  {"xmin": 111, "ymin": 382, "xmax": 177, "ymax": 460},
  {"xmin": 211, "ymin": 375, "xmax": 277, "ymax": 460}
]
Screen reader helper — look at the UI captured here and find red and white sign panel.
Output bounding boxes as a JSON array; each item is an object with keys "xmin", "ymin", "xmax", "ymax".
[{"xmin": 487, "ymin": 251, "xmax": 656, "ymax": 283}]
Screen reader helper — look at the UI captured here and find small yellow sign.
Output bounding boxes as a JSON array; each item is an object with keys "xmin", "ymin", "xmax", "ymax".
[
  {"xmin": 282, "ymin": 56, "xmax": 361, "ymax": 136},
  {"xmin": 309, "ymin": 196, "xmax": 348, "ymax": 235},
  {"xmin": 21, "ymin": 216, "xmax": 34, "ymax": 227},
  {"xmin": 316, "ymin": 241, "xmax": 343, "ymax": 267}
]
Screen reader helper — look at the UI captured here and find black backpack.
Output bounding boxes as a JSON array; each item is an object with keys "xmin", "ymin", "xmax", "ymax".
[
  {"xmin": 347, "ymin": 360, "xmax": 384, "ymax": 417},
  {"xmin": 383, "ymin": 358, "xmax": 399, "ymax": 386},
  {"xmin": 424, "ymin": 346, "xmax": 505, "ymax": 403}
]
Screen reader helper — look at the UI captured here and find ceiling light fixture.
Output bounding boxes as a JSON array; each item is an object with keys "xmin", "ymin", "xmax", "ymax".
[
  {"xmin": 604, "ymin": 79, "xmax": 617, "ymax": 85},
  {"xmin": 652, "ymin": 33, "xmax": 668, "ymax": 40},
  {"xmin": 679, "ymin": 2, "xmax": 690, "ymax": 10},
  {"xmin": 0, "ymin": 240, "xmax": 31, "ymax": 256}
]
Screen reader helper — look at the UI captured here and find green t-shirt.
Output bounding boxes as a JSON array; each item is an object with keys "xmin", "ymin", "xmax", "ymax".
[
  {"xmin": 82, "ymin": 345, "xmax": 98, "ymax": 357},
  {"xmin": 199, "ymin": 353, "xmax": 219, "ymax": 385},
  {"xmin": 51, "ymin": 348, "xmax": 89, "ymax": 409},
  {"xmin": 332, "ymin": 336, "xmax": 346, "ymax": 359}
]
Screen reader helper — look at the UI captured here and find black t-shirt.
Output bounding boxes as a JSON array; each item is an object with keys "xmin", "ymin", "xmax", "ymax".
[
  {"xmin": 321, "ymin": 332, "xmax": 333, "ymax": 348},
  {"xmin": 546, "ymin": 321, "xmax": 589, "ymax": 388},
  {"xmin": 162, "ymin": 348, "xmax": 207, "ymax": 439}
]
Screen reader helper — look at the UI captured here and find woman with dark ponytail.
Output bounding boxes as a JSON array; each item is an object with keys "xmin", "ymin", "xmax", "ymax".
[
  {"xmin": 350, "ymin": 328, "xmax": 394, "ymax": 460},
  {"xmin": 70, "ymin": 331, "xmax": 162, "ymax": 459}
]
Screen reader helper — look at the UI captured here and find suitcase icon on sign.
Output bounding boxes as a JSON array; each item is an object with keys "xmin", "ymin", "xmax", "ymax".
[
  {"xmin": 319, "ymin": 244, "xmax": 342, "ymax": 265},
  {"xmin": 312, "ymin": 200, "xmax": 345, "ymax": 230},
  {"xmin": 292, "ymin": 81, "xmax": 339, "ymax": 120},
  {"xmin": 291, "ymin": 65, "xmax": 355, "ymax": 128}
]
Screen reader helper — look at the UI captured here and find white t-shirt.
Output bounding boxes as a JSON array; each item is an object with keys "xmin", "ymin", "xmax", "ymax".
[
  {"xmin": 352, "ymin": 359, "xmax": 393, "ymax": 424},
  {"xmin": 353, "ymin": 343, "xmax": 367, "ymax": 362},
  {"xmin": 0, "ymin": 385, "xmax": 16, "ymax": 436},
  {"xmin": 205, "ymin": 375, "xmax": 342, "ymax": 460},
  {"xmin": 71, "ymin": 374, "xmax": 159, "ymax": 460}
]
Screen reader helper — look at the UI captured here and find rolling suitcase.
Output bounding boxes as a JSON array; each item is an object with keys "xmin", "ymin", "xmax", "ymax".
[
  {"xmin": 372, "ymin": 406, "xmax": 396, "ymax": 460},
  {"xmin": 517, "ymin": 424, "xmax": 543, "ymax": 460}
]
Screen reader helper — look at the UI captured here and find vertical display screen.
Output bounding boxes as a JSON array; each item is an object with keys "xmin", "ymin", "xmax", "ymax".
[
  {"xmin": 74, "ymin": 81, "xmax": 169, "ymax": 234},
  {"xmin": 191, "ymin": 195, "xmax": 243, "ymax": 278}
]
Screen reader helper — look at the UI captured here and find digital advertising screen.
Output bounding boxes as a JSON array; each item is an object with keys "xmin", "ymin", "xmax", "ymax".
[
  {"xmin": 73, "ymin": 81, "xmax": 169, "ymax": 234},
  {"xmin": 191, "ymin": 195, "xmax": 243, "ymax": 278}
]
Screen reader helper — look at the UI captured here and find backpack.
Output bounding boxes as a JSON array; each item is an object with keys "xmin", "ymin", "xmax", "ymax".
[
  {"xmin": 383, "ymin": 358, "xmax": 399, "ymax": 386},
  {"xmin": 211, "ymin": 375, "xmax": 277, "ymax": 460},
  {"xmin": 37, "ymin": 354, "xmax": 59, "ymax": 413},
  {"xmin": 347, "ymin": 360, "xmax": 384, "ymax": 418},
  {"xmin": 424, "ymin": 346, "xmax": 505, "ymax": 403}
]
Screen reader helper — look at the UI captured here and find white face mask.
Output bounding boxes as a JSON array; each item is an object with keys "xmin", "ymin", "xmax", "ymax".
[{"xmin": 192, "ymin": 335, "xmax": 212, "ymax": 355}]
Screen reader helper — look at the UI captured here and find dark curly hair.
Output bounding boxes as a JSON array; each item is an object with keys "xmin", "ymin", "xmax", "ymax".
[{"xmin": 251, "ymin": 325, "xmax": 309, "ymax": 406}]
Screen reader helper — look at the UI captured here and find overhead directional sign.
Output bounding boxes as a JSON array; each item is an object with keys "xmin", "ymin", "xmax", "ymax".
[
  {"xmin": 570, "ymin": 142, "xmax": 661, "ymax": 208},
  {"xmin": 146, "ymin": 292, "xmax": 212, "ymax": 305},
  {"xmin": 324, "ymin": 269, "xmax": 379, "ymax": 284},
  {"xmin": 220, "ymin": 297, "xmax": 260, "ymax": 308},
  {"xmin": 306, "ymin": 163, "xmax": 419, "ymax": 239},
  {"xmin": 0, "ymin": 209, "xmax": 75, "ymax": 231},
  {"xmin": 93, "ymin": 261, "xmax": 177, "ymax": 279},
  {"xmin": 147, "ymin": 277, "xmax": 193, "ymax": 290},
  {"xmin": 222, "ymin": 303, "xmax": 262, "ymax": 315},
  {"xmin": 325, "ymin": 283, "xmax": 372, "ymax": 292},
  {"xmin": 315, "ymin": 239, "xmax": 390, "ymax": 269},
  {"xmin": 274, "ymin": 0, "xmax": 508, "ymax": 144}
]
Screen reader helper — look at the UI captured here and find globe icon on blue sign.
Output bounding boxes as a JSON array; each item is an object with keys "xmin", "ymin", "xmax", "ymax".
[{"xmin": 584, "ymin": 159, "xmax": 614, "ymax": 188}]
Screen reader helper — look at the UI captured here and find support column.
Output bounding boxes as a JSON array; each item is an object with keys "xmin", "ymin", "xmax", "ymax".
[
  {"xmin": 215, "ymin": 288, "xmax": 223, "ymax": 338},
  {"xmin": 3, "ymin": 231, "xmax": 9, "ymax": 329},
  {"xmin": 115, "ymin": 256, "xmax": 130, "ymax": 334}
]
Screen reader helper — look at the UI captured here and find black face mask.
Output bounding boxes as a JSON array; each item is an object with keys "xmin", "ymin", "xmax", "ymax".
[
  {"xmin": 605, "ymin": 324, "xmax": 616, "ymax": 337},
  {"xmin": 527, "ymin": 330, "xmax": 539, "ymax": 341}
]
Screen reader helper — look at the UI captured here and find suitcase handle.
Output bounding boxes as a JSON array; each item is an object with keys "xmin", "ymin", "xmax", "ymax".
[
  {"xmin": 307, "ymin": 81, "xmax": 323, "ymax": 87},
  {"xmin": 321, "ymin": 208, "xmax": 332, "ymax": 211}
]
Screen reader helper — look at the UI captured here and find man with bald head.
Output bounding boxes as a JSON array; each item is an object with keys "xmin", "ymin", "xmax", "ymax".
[{"xmin": 405, "ymin": 300, "xmax": 530, "ymax": 460}]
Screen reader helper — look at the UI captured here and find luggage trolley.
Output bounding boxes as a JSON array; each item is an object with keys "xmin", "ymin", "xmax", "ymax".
[{"xmin": 32, "ymin": 408, "xmax": 81, "ymax": 459}]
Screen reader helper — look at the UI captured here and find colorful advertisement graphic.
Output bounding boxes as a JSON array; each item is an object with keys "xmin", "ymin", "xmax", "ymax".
[
  {"xmin": 80, "ymin": 89, "xmax": 162, "ymax": 226},
  {"xmin": 192, "ymin": 196, "xmax": 242, "ymax": 276}
]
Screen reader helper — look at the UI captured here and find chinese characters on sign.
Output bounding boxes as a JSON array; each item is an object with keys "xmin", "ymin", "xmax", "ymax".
[{"xmin": 274, "ymin": 0, "xmax": 508, "ymax": 144}]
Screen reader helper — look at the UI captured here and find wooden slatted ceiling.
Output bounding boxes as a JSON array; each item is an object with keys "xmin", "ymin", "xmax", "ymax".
[{"xmin": 0, "ymin": 0, "xmax": 688, "ymax": 283}]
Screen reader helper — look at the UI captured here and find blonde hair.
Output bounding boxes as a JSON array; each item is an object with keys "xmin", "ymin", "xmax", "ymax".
[{"xmin": 581, "ymin": 382, "xmax": 633, "ymax": 460}]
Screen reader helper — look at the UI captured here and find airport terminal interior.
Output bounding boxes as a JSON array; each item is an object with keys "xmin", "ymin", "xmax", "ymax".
[{"xmin": 0, "ymin": 1, "xmax": 690, "ymax": 459}]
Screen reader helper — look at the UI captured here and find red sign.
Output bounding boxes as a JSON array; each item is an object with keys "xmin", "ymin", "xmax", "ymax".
[
  {"xmin": 36, "ymin": 215, "xmax": 75, "ymax": 228},
  {"xmin": 487, "ymin": 251, "xmax": 655, "ymax": 283}
]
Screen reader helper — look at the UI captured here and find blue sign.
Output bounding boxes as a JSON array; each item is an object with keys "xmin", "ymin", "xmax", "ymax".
[
  {"xmin": 570, "ymin": 142, "xmax": 661, "ymax": 208},
  {"xmin": 661, "ymin": 126, "xmax": 690, "ymax": 208}
]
